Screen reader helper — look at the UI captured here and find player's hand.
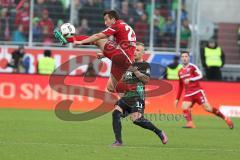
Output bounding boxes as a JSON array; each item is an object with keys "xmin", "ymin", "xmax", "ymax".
[
  {"xmin": 174, "ymin": 100, "xmax": 179, "ymax": 108},
  {"xmin": 128, "ymin": 66, "xmax": 138, "ymax": 72},
  {"xmin": 184, "ymin": 79, "xmax": 190, "ymax": 84}
]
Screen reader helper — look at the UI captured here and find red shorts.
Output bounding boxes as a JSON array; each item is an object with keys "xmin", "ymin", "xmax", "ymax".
[
  {"xmin": 183, "ymin": 90, "xmax": 208, "ymax": 105},
  {"xmin": 103, "ymin": 41, "xmax": 134, "ymax": 81}
]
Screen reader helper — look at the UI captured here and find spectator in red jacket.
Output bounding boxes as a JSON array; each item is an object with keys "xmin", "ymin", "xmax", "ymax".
[
  {"xmin": 134, "ymin": 13, "xmax": 149, "ymax": 44},
  {"xmin": 14, "ymin": 1, "xmax": 30, "ymax": 36},
  {"xmin": 39, "ymin": 9, "xmax": 54, "ymax": 43},
  {"xmin": 0, "ymin": 0, "xmax": 15, "ymax": 8}
]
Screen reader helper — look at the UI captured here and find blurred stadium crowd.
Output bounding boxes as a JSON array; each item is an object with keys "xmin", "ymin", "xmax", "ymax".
[{"xmin": 0, "ymin": 0, "xmax": 191, "ymax": 48}]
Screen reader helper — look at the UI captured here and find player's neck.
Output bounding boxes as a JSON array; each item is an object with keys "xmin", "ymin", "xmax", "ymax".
[
  {"xmin": 135, "ymin": 59, "xmax": 143, "ymax": 63},
  {"xmin": 113, "ymin": 20, "xmax": 119, "ymax": 24},
  {"xmin": 183, "ymin": 63, "xmax": 190, "ymax": 67}
]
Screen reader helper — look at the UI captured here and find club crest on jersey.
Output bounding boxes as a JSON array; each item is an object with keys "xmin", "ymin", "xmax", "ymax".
[
  {"xmin": 126, "ymin": 71, "xmax": 133, "ymax": 76},
  {"xmin": 146, "ymin": 68, "xmax": 150, "ymax": 74}
]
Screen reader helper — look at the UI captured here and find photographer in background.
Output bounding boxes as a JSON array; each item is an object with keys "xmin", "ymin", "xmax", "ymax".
[{"xmin": 7, "ymin": 45, "xmax": 29, "ymax": 73}]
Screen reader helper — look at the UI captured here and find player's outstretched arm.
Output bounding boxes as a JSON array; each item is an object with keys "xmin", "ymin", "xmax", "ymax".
[{"xmin": 74, "ymin": 33, "xmax": 107, "ymax": 45}]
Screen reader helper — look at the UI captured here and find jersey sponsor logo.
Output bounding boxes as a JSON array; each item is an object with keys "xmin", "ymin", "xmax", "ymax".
[
  {"xmin": 126, "ymin": 71, "xmax": 133, "ymax": 76},
  {"xmin": 124, "ymin": 71, "xmax": 133, "ymax": 79}
]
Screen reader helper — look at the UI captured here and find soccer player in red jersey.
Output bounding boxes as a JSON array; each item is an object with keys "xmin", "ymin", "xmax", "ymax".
[
  {"xmin": 175, "ymin": 51, "xmax": 234, "ymax": 129},
  {"xmin": 59, "ymin": 10, "xmax": 137, "ymax": 93}
]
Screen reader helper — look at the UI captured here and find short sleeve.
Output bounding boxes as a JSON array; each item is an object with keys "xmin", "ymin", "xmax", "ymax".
[
  {"xmin": 144, "ymin": 63, "xmax": 151, "ymax": 77},
  {"xmin": 102, "ymin": 27, "xmax": 117, "ymax": 36}
]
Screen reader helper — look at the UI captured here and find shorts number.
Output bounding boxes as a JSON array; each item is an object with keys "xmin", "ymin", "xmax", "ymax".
[
  {"xmin": 136, "ymin": 101, "xmax": 143, "ymax": 109},
  {"xmin": 125, "ymin": 25, "xmax": 136, "ymax": 41}
]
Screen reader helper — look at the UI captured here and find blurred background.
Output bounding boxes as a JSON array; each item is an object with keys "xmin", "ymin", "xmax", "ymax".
[{"xmin": 0, "ymin": 0, "xmax": 240, "ymax": 81}]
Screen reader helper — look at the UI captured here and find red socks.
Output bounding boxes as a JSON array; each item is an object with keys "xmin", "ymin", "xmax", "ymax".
[
  {"xmin": 115, "ymin": 82, "xmax": 136, "ymax": 93},
  {"xmin": 211, "ymin": 108, "xmax": 226, "ymax": 120},
  {"xmin": 183, "ymin": 108, "xmax": 226, "ymax": 123},
  {"xmin": 66, "ymin": 35, "xmax": 93, "ymax": 45},
  {"xmin": 183, "ymin": 109, "xmax": 192, "ymax": 122}
]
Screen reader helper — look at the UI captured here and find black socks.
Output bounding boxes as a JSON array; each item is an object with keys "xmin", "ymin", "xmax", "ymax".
[
  {"xmin": 133, "ymin": 117, "xmax": 162, "ymax": 135},
  {"xmin": 112, "ymin": 110, "xmax": 122, "ymax": 143}
]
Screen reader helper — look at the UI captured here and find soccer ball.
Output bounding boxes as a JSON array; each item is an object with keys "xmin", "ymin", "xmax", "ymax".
[{"xmin": 60, "ymin": 23, "xmax": 76, "ymax": 37}]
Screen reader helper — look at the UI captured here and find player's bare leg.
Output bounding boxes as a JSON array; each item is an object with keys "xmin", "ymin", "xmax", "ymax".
[
  {"xmin": 106, "ymin": 74, "xmax": 118, "ymax": 92},
  {"xmin": 65, "ymin": 36, "xmax": 119, "ymax": 92},
  {"xmin": 130, "ymin": 112, "xmax": 168, "ymax": 144},
  {"xmin": 112, "ymin": 105, "xmax": 123, "ymax": 147},
  {"xmin": 72, "ymin": 38, "xmax": 128, "ymax": 93},
  {"xmin": 202, "ymin": 102, "xmax": 234, "ymax": 129},
  {"xmin": 95, "ymin": 38, "xmax": 108, "ymax": 51},
  {"xmin": 182, "ymin": 101, "xmax": 196, "ymax": 128},
  {"xmin": 76, "ymin": 38, "xmax": 118, "ymax": 92}
]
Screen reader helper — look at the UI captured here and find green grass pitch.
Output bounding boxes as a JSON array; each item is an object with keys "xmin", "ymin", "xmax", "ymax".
[{"xmin": 0, "ymin": 108, "xmax": 239, "ymax": 160}]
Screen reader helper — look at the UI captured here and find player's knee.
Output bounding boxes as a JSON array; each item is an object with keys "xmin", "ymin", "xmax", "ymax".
[
  {"xmin": 182, "ymin": 105, "xmax": 189, "ymax": 110},
  {"xmin": 107, "ymin": 86, "xmax": 115, "ymax": 93},
  {"xmin": 130, "ymin": 112, "xmax": 142, "ymax": 122},
  {"xmin": 131, "ymin": 112, "xmax": 145, "ymax": 125},
  {"xmin": 133, "ymin": 116, "xmax": 144, "ymax": 125},
  {"xmin": 112, "ymin": 109, "xmax": 122, "ymax": 120},
  {"xmin": 96, "ymin": 39, "xmax": 107, "ymax": 50},
  {"xmin": 182, "ymin": 102, "xmax": 192, "ymax": 110},
  {"xmin": 203, "ymin": 104, "xmax": 212, "ymax": 112},
  {"xmin": 107, "ymin": 80, "xmax": 116, "ymax": 92}
]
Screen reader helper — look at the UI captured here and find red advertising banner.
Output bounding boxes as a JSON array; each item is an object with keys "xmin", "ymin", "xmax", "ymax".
[
  {"xmin": 0, "ymin": 46, "xmax": 112, "ymax": 76},
  {"xmin": 0, "ymin": 46, "xmax": 151, "ymax": 76},
  {"xmin": 1, "ymin": 73, "xmax": 240, "ymax": 115}
]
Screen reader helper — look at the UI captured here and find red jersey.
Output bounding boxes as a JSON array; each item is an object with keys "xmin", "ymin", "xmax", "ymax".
[
  {"xmin": 39, "ymin": 18, "xmax": 54, "ymax": 36},
  {"xmin": 101, "ymin": 20, "xmax": 136, "ymax": 60},
  {"xmin": 176, "ymin": 63, "xmax": 203, "ymax": 99},
  {"xmin": 0, "ymin": 0, "xmax": 15, "ymax": 7},
  {"xmin": 15, "ymin": 10, "xmax": 30, "ymax": 33}
]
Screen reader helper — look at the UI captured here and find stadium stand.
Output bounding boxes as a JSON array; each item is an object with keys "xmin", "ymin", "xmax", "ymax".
[
  {"xmin": 0, "ymin": 0, "xmax": 239, "ymax": 81},
  {"xmin": 217, "ymin": 23, "xmax": 240, "ymax": 64},
  {"xmin": 0, "ymin": 0, "xmax": 190, "ymax": 48}
]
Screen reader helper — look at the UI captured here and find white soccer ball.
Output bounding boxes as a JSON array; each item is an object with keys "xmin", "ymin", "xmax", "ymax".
[{"xmin": 60, "ymin": 23, "xmax": 76, "ymax": 37}]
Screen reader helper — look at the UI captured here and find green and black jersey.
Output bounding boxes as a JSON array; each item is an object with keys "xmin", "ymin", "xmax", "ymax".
[{"xmin": 122, "ymin": 61, "xmax": 151, "ymax": 102}]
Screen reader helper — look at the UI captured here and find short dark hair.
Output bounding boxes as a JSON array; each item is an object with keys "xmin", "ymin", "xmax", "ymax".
[
  {"xmin": 44, "ymin": 50, "xmax": 51, "ymax": 57},
  {"xmin": 180, "ymin": 51, "xmax": 190, "ymax": 56},
  {"xmin": 103, "ymin": 10, "xmax": 120, "ymax": 20},
  {"xmin": 136, "ymin": 42, "xmax": 144, "ymax": 47}
]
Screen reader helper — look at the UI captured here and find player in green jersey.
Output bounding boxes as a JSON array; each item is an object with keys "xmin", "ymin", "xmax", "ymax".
[{"xmin": 111, "ymin": 42, "xmax": 168, "ymax": 147}]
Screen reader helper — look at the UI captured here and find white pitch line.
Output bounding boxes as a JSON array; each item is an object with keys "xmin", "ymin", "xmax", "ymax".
[{"xmin": 0, "ymin": 141, "xmax": 239, "ymax": 152}]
